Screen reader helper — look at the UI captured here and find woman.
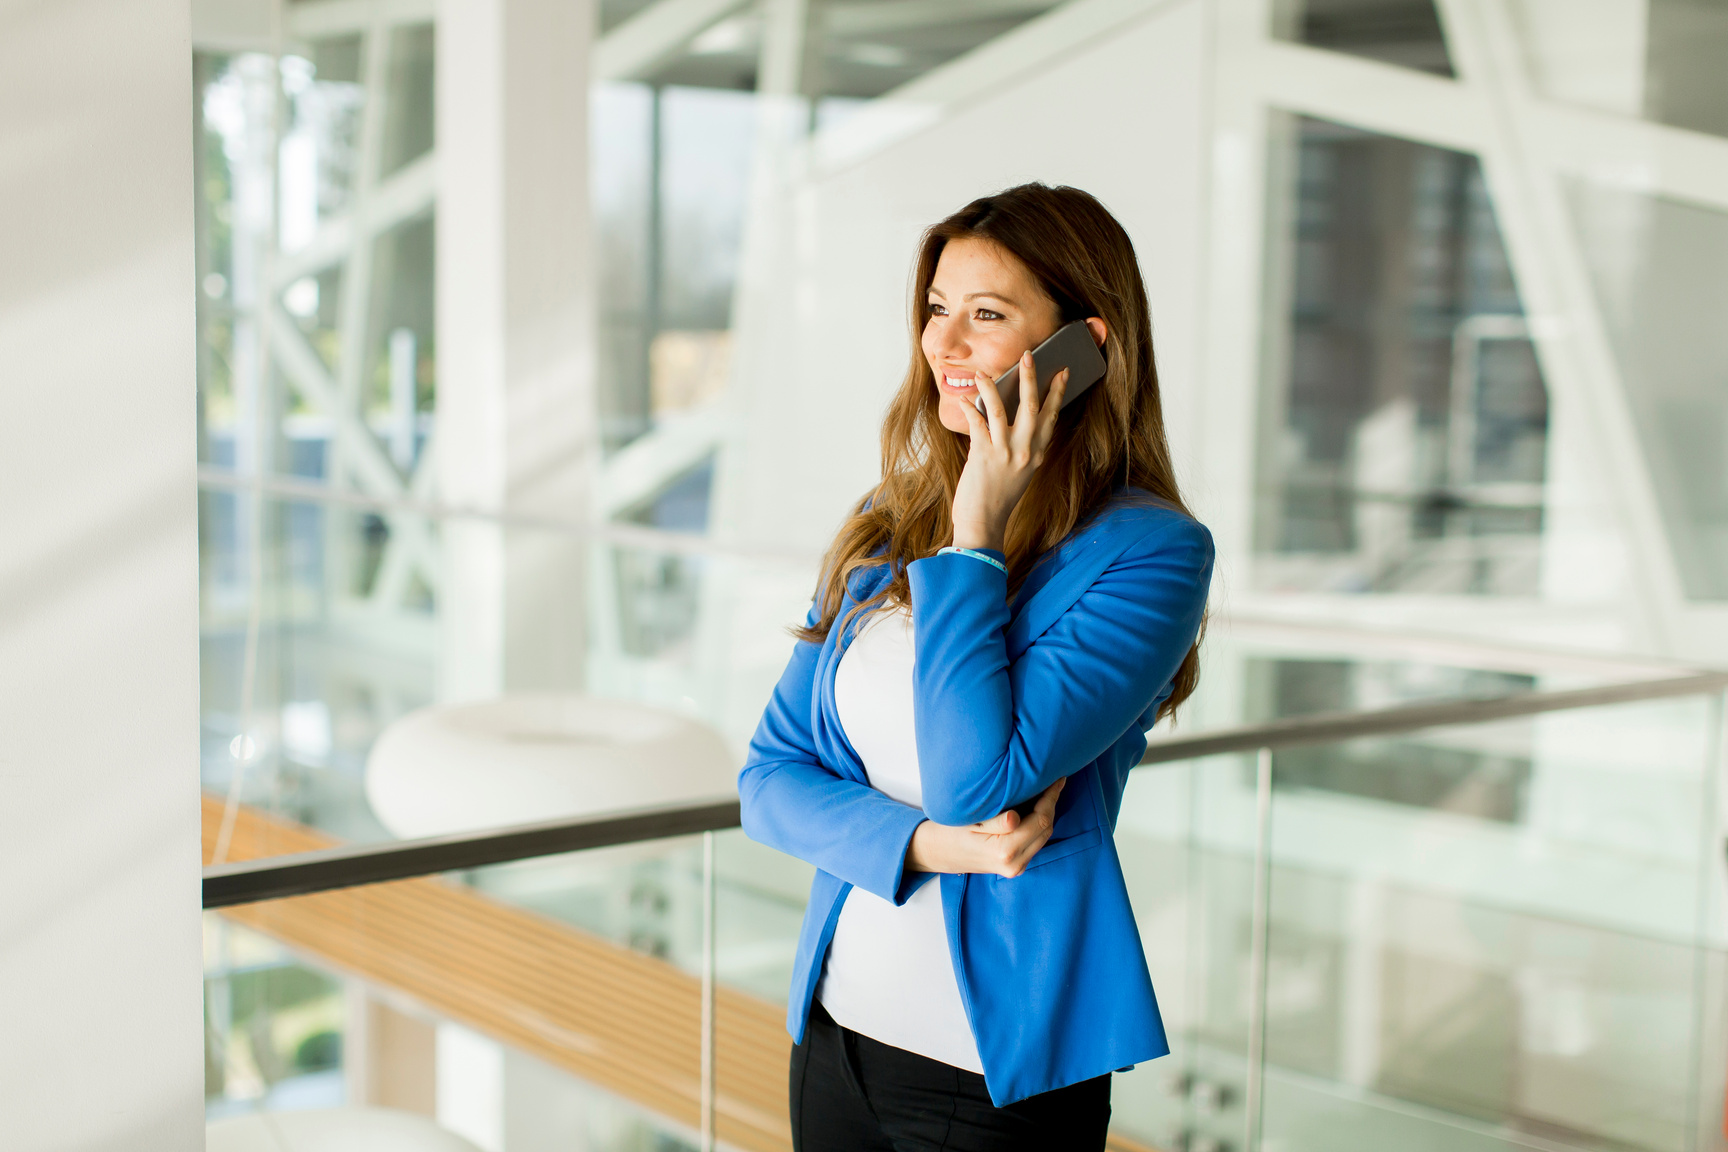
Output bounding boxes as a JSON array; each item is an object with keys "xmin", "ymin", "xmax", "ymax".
[{"xmin": 739, "ymin": 183, "xmax": 1213, "ymax": 1150}]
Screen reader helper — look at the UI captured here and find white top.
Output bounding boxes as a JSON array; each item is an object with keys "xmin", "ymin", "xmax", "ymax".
[{"xmin": 816, "ymin": 607, "xmax": 984, "ymax": 1073}]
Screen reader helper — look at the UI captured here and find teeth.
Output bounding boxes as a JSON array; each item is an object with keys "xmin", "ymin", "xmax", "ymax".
[{"xmin": 945, "ymin": 376, "xmax": 973, "ymax": 388}]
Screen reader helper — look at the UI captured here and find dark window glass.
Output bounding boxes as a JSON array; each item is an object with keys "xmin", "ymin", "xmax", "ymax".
[
  {"xmin": 1272, "ymin": 0, "xmax": 1455, "ymax": 76},
  {"xmin": 1256, "ymin": 116, "xmax": 1549, "ymax": 596}
]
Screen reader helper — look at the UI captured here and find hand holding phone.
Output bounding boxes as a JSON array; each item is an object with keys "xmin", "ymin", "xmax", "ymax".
[{"xmin": 974, "ymin": 320, "xmax": 1107, "ymax": 424}]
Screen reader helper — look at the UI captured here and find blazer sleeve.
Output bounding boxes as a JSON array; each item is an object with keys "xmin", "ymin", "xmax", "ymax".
[
  {"xmin": 737, "ymin": 599, "xmax": 929, "ymax": 904},
  {"xmin": 908, "ymin": 515, "xmax": 1213, "ymax": 827}
]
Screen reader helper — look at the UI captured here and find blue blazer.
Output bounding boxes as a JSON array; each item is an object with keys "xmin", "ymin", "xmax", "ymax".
[{"xmin": 738, "ymin": 493, "xmax": 1214, "ymax": 1105}]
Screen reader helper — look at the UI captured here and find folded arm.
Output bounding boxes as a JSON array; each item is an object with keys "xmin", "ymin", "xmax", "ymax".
[{"xmin": 910, "ymin": 516, "xmax": 1213, "ymax": 827}]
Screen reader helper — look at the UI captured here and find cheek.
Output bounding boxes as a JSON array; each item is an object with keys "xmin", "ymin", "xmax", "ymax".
[{"xmin": 971, "ymin": 329, "xmax": 1019, "ymax": 374}]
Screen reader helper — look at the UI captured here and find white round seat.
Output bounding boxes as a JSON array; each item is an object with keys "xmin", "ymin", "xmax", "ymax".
[
  {"xmin": 365, "ymin": 693, "xmax": 737, "ymax": 839},
  {"xmin": 207, "ymin": 1106, "xmax": 483, "ymax": 1152}
]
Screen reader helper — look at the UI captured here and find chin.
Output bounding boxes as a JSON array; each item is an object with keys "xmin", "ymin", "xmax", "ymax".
[{"xmin": 936, "ymin": 396, "xmax": 971, "ymax": 434}]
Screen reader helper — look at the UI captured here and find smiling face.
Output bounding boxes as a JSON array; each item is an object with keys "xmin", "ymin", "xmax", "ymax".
[{"xmin": 922, "ymin": 236, "xmax": 1064, "ymax": 434}]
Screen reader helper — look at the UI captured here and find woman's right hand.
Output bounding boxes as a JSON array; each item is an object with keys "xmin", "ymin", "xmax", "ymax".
[{"xmin": 905, "ymin": 778, "xmax": 1065, "ymax": 878}]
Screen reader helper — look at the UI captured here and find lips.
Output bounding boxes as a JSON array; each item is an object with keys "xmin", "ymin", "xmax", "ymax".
[{"xmin": 940, "ymin": 373, "xmax": 980, "ymax": 394}]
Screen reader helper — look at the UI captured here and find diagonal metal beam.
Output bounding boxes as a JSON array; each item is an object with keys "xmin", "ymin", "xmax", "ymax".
[
  {"xmin": 272, "ymin": 152, "xmax": 436, "ymax": 288},
  {"xmin": 265, "ymin": 316, "xmax": 443, "ymax": 601},
  {"xmin": 268, "ymin": 305, "xmax": 407, "ymax": 502},
  {"xmin": 595, "ymin": 0, "xmax": 752, "ymax": 82}
]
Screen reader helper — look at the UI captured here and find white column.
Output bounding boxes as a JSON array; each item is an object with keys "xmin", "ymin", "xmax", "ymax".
[
  {"xmin": 0, "ymin": 0, "xmax": 202, "ymax": 1147},
  {"xmin": 436, "ymin": 0, "xmax": 598, "ymax": 701}
]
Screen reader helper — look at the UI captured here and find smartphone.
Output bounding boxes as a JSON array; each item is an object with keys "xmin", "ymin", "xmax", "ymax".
[{"xmin": 974, "ymin": 319, "xmax": 1107, "ymax": 423}]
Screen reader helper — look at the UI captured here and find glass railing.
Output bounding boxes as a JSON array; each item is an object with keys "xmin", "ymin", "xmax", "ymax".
[
  {"xmin": 1114, "ymin": 690, "xmax": 1728, "ymax": 1152},
  {"xmin": 204, "ymin": 644, "xmax": 1728, "ymax": 1151},
  {"xmin": 204, "ymin": 839, "xmax": 727, "ymax": 1149}
]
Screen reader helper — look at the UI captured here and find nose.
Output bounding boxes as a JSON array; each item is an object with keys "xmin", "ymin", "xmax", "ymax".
[{"xmin": 930, "ymin": 315, "xmax": 970, "ymax": 363}]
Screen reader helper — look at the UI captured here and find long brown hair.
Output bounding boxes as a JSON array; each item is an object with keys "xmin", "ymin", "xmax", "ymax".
[{"xmin": 797, "ymin": 183, "xmax": 1202, "ymax": 719}]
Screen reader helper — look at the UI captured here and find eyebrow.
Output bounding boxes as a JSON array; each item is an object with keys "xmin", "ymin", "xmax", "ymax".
[{"xmin": 927, "ymin": 287, "xmax": 1022, "ymax": 307}]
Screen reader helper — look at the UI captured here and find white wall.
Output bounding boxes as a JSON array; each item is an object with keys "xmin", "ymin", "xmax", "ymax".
[
  {"xmin": 715, "ymin": 0, "xmax": 1209, "ymax": 554},
  {"xmin": 0, "ymin": 0, "xmax": 204, "ymax": 1147}
]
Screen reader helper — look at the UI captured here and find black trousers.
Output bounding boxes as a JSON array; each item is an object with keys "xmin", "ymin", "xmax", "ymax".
[{"xmin": 789, "ymin": 1000, "xmax": 1111, "ymax": 1152}]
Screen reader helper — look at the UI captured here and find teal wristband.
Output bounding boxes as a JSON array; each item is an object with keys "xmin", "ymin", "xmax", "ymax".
[{"xmin": 937, "ymin": 546, "xmax": 1008, "ymax": 575}]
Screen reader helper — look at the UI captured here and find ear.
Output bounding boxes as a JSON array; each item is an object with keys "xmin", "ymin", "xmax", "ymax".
[{"xmin": 1084, "ymin": 317, "xmax": 1107, "ymax": 347}]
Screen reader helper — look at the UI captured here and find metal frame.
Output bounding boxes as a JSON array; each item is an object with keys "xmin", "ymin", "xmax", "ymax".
[{"xmin": 202, "ymin": 668, "xmax": 1728, "ymax": 909}]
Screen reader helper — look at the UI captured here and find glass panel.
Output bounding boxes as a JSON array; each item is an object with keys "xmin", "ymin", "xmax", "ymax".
[
  {"xmin": 200, "ymin": 495, "xmax": 439, "ymax": 851},
  {"xmin": 1566, "ymin": 179, "xmax": 1728, "ymax": 602},
  {"xmin": 1270, "ymin": 0, "xmax": 1455, "ymax": 77},
  {"xmin": 1513, "ymin": 0, "xmax": 1728, "ymax": 140},
  {"xmin": 380, "ymin": 23, "xmax": 436, "ymax": 178},
  {"xmin": 593, "ymin": 82, "xmax": 756, "ymax": 453},
  {"xmin": 589, "ymin": 0, "xmax": 1075, "ymax": 454},
  {"xmin": 199, "ymin": 491, "xmax": 820, "ymax": 858},
  {"xmin": 1115, "ymin": 754, "xmax": 1263, "ymax": 1151},
  {"xmin": 364, "ymin": 214, "xmax": 436, "ymax": 471},
  {"xmin": 194, "ymin": 25, "xmax": 436, "ymax": 494},
  {"xmin": 1255, "ymin": 114, "xmax": 1549, "ymax": 597},
  {"xmin": 1257, "ymin": 695, "xmax": 1726, "ymax": 1152},
  {"xmin": 282, "ymin": 38, "xmax": 367, "ymax": 231},
  {"xmin": 715, "ymin": 826, "xmax": 811, "ymax": 1007},
  {"xmin": 593, "ymin": 80, "xmax": 656, "ymax": 451},
  {"xmin": 203, "ymin": 845, "xmax": 710, "ymax": 1149}
]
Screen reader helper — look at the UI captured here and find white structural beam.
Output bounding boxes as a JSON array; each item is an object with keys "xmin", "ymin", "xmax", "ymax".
[
  {"xmin": 437, "ymin": 0, "xmax": 597, "ymax": 700},
  {"xmin": 594, "ymin": 0, "xmax": 751, "ymax": 82},
  {"xmin": 1525, "ymin": 101, "xmax": 1728, "ymax": 215},
  {"xmin": 1252, "ymin": 39, "xmax": 1493, "ymax": 155},
  {"xmin": 597, "ymin": 400, "xmax": 735, "ymax": 519}
]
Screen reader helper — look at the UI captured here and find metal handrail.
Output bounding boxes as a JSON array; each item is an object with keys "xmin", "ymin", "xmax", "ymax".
[
  {"xmin": 1137, "ymin": 670, "xmax": 1728, "ymax": 764},
  {"xmin": 203, "ymin": 799, "xmax": 741, "ymax": 909},
  {"xmin": 202, "ymin": 669, "xmax": 1728, "ymax": 909}
]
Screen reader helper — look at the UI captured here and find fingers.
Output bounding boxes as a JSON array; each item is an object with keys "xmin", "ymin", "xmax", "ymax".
[
  {"xmin": 1029, "ymin": 369, "xmax": 1067, "ymax": 463},
  {"xmin": 960, "ymin": 391, "xmax": 990, "ymax": 445},
  {"xmin": 973, "ymin": 368, "xmax": 1009, "ymax": 443},
  {"xmin": 1017, "ymin": 349, "xmax": 1039, "ymax": 423},
  {"xmin": 973, "ymin": 809, "xmax": 1020, "ymax": 835},
  {"xmin": 984, "ymin": 778, "xmax": 1067, "ymax": 878}
]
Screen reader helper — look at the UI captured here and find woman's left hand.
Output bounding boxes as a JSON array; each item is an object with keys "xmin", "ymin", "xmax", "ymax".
[{"xmin": 951, "ymin": 352, "xmax": 1069, "ymax": 552}]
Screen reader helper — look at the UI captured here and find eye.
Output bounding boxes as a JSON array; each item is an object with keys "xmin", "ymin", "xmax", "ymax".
[
  {"xmin": 927, "ymin": 302, "xmax": 948, "ymax": 317},
  {"xmin": 975, "ymin": 308, "xmax": 1004, "ymax": 321}
]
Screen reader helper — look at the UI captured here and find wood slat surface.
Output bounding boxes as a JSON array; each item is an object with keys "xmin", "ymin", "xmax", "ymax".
[{"xmin": 204, "ymin": 797, "xmax": 1168, "ymax": 1151}]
